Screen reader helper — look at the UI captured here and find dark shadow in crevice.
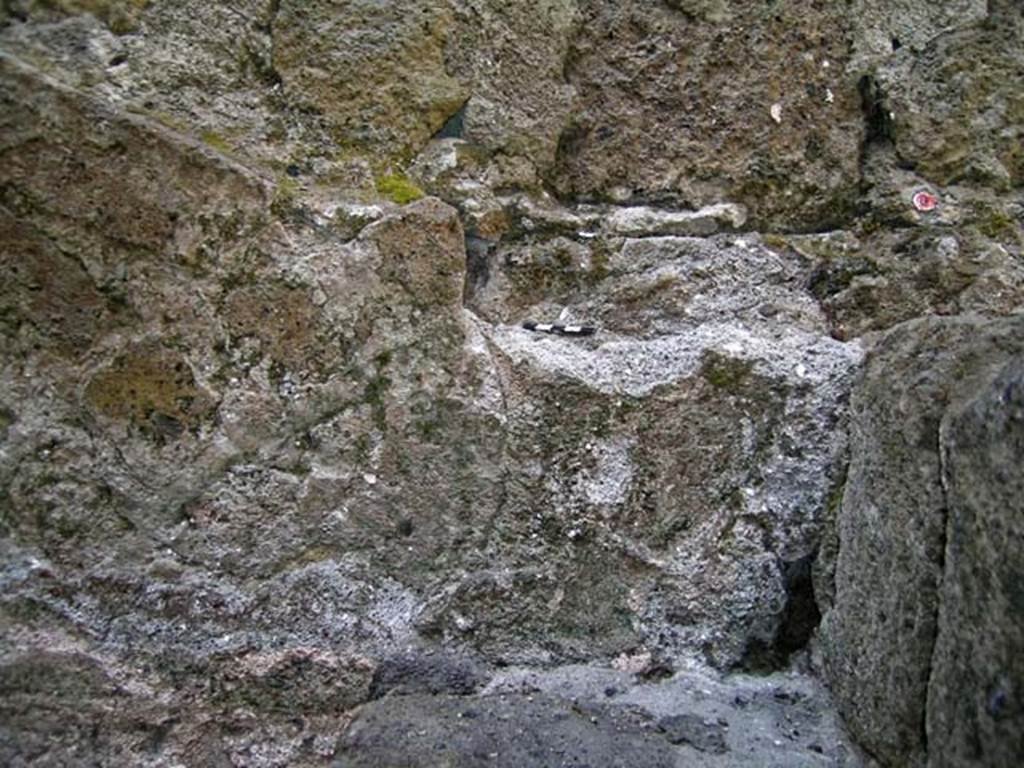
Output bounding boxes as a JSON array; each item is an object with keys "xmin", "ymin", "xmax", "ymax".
[
  {"xmin": 738, "ymin": 552, "xmax": 822, "ymax": 673},
  {"xmin": 434, "ymin": 101, "xmax": 469, "ymax": 140},
  {"xmin": 858, "ymin": 74, "xmax": 895, "ymax": 149},
  {"xmin": 462, "ymin": 233, "xmax": 495, "ymax": 308}
]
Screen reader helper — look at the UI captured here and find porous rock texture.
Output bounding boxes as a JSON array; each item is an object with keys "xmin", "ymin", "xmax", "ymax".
[
  {"xmin": 0, "ymin": 1, "xmax": 1022, "ymax": 766},
  {"xmin": 928, "ymin": 356, "xmax": 1024, "ymax": 768},
  {"xmin": 818, "ymin": 314, "xmax": 1024, "ymax": 768}
]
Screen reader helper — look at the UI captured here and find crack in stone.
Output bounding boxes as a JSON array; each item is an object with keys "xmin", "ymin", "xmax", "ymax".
[{"xmin": 922, "ymin": 405, "xmax": 956, "ymax": 760}]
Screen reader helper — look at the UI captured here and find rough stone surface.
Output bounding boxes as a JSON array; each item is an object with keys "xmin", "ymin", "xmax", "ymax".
[
  {"xmin": 333, "ymin": 663, "xmax": 863, "ymax": 767},
  {"xmin": 782, "ymin": 223, "xmax": 1024, "ymax": 341},
  {"xmin": 437, "ymin": 230, "xmax": 863, "ymax": 669},
  {"xmin": 445, "ymin": 0, "xmax": 578, "ymax": 175},
  {"xmin": 606, "ymin": 203, "xmax": 748, "ymax": 237},
  {"xmin": 819, "ymin": 314, "xmax": 1024, "ymax": 768},
  {"xmin": 848, "ymin": 0, "xmax": 987, "ymax": 70},
  {"xmin": 1, "ymin": 1, "xmax": 1023, "ymax": 766},
  {"xmin": 368, "ymin": 650, "xmax": 488, "ymax": 699},
  {"xmin": 873, "ymin": 12, "xmax": 1024, "ymax": 191},
  {"xmin": 658, "ymin": 713, "xmax": 729, "ymax": 753},
  {"xmin": 927, "ymin": 359, "xmax": 1024, "ymax": 768},
  {"xmin": 553, "ymin": 0, "xmax": 865, "ymax": 230},
  {"xmin": 334, "ymin": 693, "xmax": 678, "ymax": 768},
  {"xmin": 273, "ymin": 0, "xmax": 466, "ymax": 162}
]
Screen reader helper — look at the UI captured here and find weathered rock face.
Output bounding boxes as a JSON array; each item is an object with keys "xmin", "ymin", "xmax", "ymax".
[
  {"xmin": 336, "ymin": 693, "xmax": 681, "ymax": 768},
  {"xmin": 874, "ymin": 13, "xmax": 1024, "ymax": 191},
  {"xmin": 0, "ymin": 43, "xmax": 859, "ymax": 668},
  {"xmin": 0, "ymin": 42, "xmax": 860, "ymax": 765},
  {"xmin": 445, "ymin": 0, "xmax": 578, "ymax": 175},
  {"xmin": 553, "ymin": 0, "xmax": 865, "ymax": 230},
  {"xmin": 1, "ymin": 0, "xmax": 1023, "ymax": 766},
  {"xmin": 818, "ymin": 314, "xmax": 1024, "ymax": 768},
  {"xmin": 928, "ymin": 358, "xmax": 1024, "ymax": 768},
  {"xmin": 848, "ymin": 0, "xmax": 987, "ymax": 70},
  {"xmin": 443, "ymin": 233, "xmax": 861, "ymax": 668},
  {"xmin": 273, "ymin": 0, "xmax": 466, "ymax": 161}
]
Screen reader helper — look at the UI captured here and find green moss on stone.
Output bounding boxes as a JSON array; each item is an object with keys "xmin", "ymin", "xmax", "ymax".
[
  {"xmin": 150, "ymin": 111, "xmax": 188, "ymax": 132},
  {"xmin": 276, "ymin": 545, "xmax": 333, "ymax": 572},
  {"xmin": 200, "ymin": 130, "xmax": 233, "ymax": 154},
  {"xmin": 825, "ymin": 471, "xmax": 847, "ymax": 517},
  {"xmin": 376, "ymin": 173, "xmax": 425, "ymax": 205},
  {"xmin": 972, "ymin": 204, "xmax": 1018, "ymax": 240},
  {"xmin": 700, "ymin": 351, "xmax": 755, "ymax": 394},
  {"xmin": 353, "ymin": 433, "xmax": 372, "ymax": 464},
  {"xmin": 85, "ymin": 347, "xmax": 212, "ymax": 442},
  {"xmin": 271, "ymin": 177, "xmax": 301, "ymax": 217}
]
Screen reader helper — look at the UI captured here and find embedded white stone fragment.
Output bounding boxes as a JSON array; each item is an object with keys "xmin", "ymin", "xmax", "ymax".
[
  {"xmin": 606, "ymin": 203, "xmax": 748, "ymax": 237},
  {"xmin": 585, "ymin": 438, "xmax": 635, "ymax": 506}
]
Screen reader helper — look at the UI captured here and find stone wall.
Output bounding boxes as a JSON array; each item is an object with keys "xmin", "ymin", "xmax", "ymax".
[
  {"xmin": 1, "ymin": 1, "xmax": 1022, "ymax": 765},
  {"xmin": 819, "ymin": 315, "xmax": 1024, "ymax": 768}
]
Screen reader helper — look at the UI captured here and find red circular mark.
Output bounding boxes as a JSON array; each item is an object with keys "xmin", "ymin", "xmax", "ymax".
[{"xmin": 913, "ymin": 191, "xmax": 938, "ymax": 212}]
